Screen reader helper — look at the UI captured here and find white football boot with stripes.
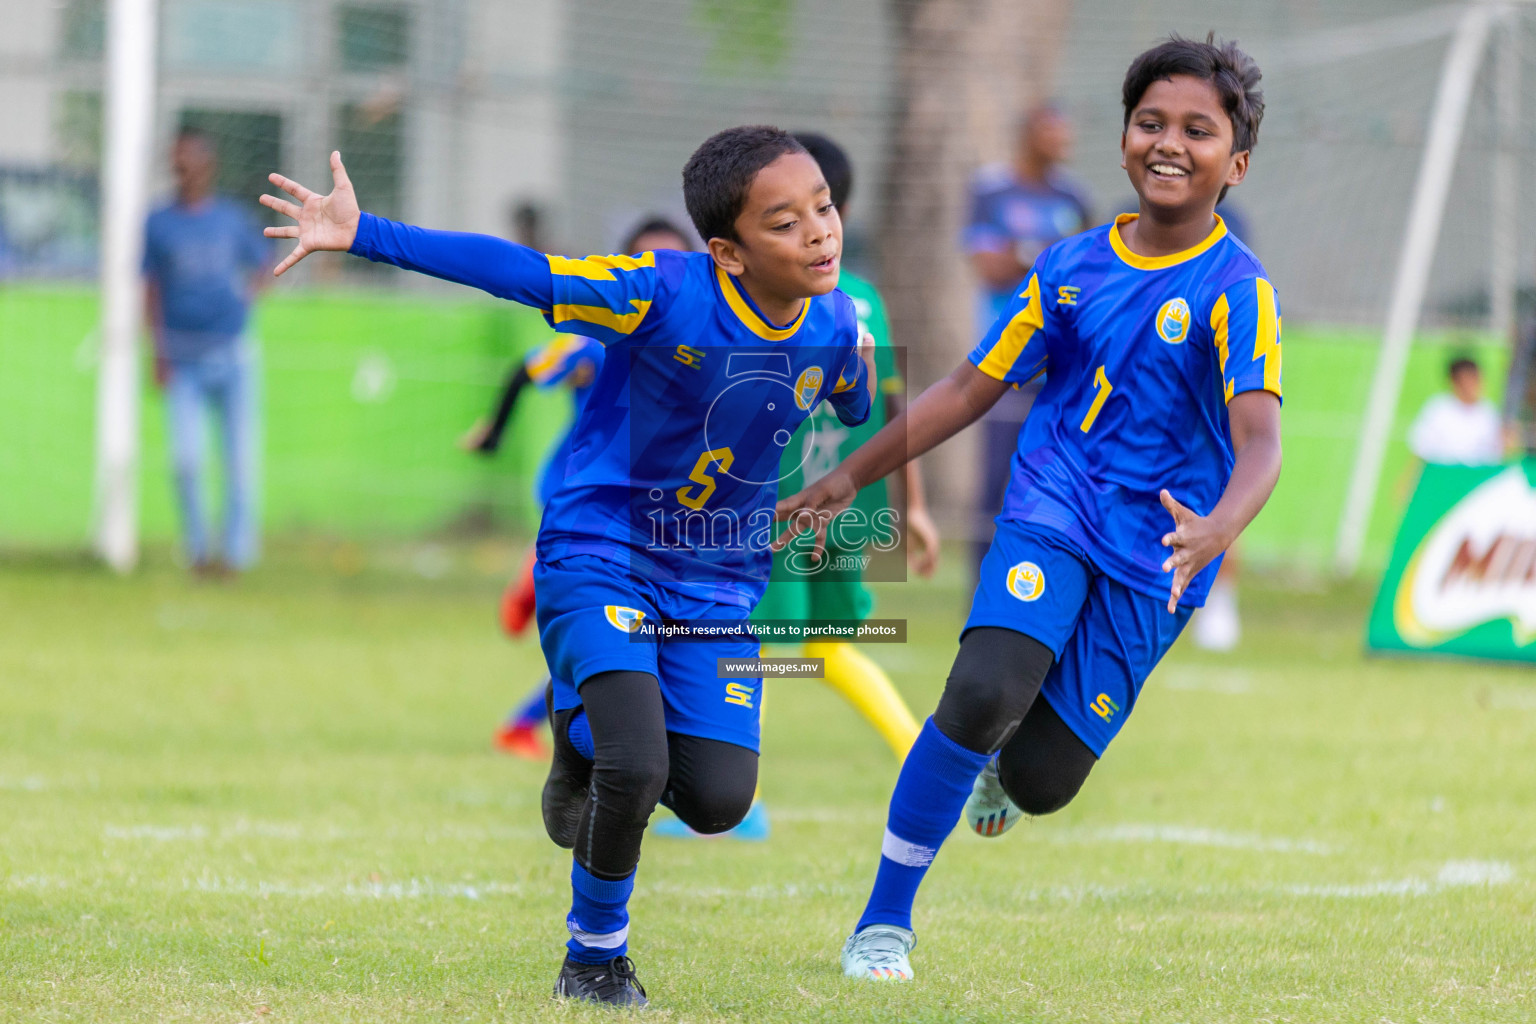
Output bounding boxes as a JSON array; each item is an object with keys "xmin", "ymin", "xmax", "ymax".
[
  {"xmin": 964, "ymin": 755, "xmax": 1022, "ymax": 838},
  {"xmin": 841, "ymin": 924, "xmax": 916, "ymax": 981}
]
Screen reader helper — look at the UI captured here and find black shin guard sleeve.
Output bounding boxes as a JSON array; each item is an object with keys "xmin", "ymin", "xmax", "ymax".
[
  {"xmin": 660, "ymin": 733, "xmax": 758, "ymax": 835},
  {"xmin": 995, "ymin": 697, "xmax": 1097, "ymax": 816},
  {"xmin": 572, "ymin": 671, "xmax": 670, "ymax": 880},
  {"xmin": 932, "ymin": 626, "xmax": 1056, "ymax": 754}
]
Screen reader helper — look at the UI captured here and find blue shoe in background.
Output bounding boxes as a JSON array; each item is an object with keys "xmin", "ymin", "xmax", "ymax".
[
  {"xmin": 651, "ymin": 801, "xmax": 770, "ymax": 841},
  {"xmin": 728, "ymin": 801, "xmax": 771, "ymax": 841}
]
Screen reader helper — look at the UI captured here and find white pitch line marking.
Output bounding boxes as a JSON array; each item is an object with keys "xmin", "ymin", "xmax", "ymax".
[
  {"xmin": 5, "ymin": 862, "xmax": 1517, "ymax": 904},
  {"xmin": 104, "ymin": 824, "xmax": 209, "ymax": 841},
  {"xmin": 1488, "ymin": 688, "xmax": 1536, "ymax": 711},
  {"xmin": 1053, "ymin": 823, "xmax": 1333, "ymax": 854},
  {"xmin": 99, "ymin": 821, "xmax": 548, "ymax": 842},
  {"xmin": 1159, "ymin": 668, "xmax": 1255, "ymax": 694},
  {"xmin": 1285, "ymin": 860, "xmax": 1515, "ymax": 898}
]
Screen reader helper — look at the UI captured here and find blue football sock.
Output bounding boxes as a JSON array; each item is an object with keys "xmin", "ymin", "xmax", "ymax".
[
  {"xmin": 509, "ymin": 677, "xmax": 550, "ymax": 729},
  {"xmin": 856, "ymin": 717, "xmax": 990, "ymax": 932},
  {"xmin": 566, "ymin": 861, "xmax": 635, "ymax": 964},
  {"xmin": 566, "ymin": 709, "xmax": 594, "ymax": 761}
]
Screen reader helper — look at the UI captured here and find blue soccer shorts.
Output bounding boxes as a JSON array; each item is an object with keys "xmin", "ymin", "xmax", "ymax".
[
  {"xmin": 963, "ymin": 520, "xmax": 1192, "ymax": 756},
  {"xmin": 534, "ymin": 554, "xmax": 764, "ymax": 751}
]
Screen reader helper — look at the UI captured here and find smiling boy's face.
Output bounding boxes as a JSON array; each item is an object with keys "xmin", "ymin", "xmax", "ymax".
[
  {"xmin": 711, "ymin": 151, "xmax": 842, "ymax": 302},
  {"xmin": 1121, "ymin": 74, "xmax": 1248, "ymax": 219}
]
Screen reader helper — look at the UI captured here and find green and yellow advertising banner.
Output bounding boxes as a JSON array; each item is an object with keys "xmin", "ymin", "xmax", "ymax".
[{"xmin": 1367, "ymin": 460, "xmax": 1536, "ymax": 662}]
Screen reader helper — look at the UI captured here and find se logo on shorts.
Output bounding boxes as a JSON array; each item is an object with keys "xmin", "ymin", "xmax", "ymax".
[
  {"xmin": 724, "ymin": 682, "xmax": 755, "ymax": 708},
  {"xmin": 1090, "ymin": 693, "xmax": 1119, "ymax": 721},
  {"xmin": 605, "ymin": 605, "xmax": 646, "ymax": 633},
  {"xmin": 1006, "ymin": 561, "xmax": 1046, "ymax": 602}
]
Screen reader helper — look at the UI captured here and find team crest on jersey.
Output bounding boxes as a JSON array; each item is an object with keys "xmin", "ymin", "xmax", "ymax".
[
  {"xmin": 1155, "ymin": 297, "xmax": 1191, "ymax": 344},
  {"xmin": 604, "ymin": 605, "xmax": 646, "ymax": 633},
  {"xmin": 794, "ymin": 366, "xmax": 825, "ymax": 410},
  {"xmin": 1006, "ymin": 561, "xmax": 1046, "ymax": 602}
]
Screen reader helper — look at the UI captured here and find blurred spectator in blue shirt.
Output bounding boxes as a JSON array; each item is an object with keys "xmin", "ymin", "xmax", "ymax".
[
  {"xmin": 963, "ymin": 105, "xmax": 1093, "ymax": 578},
  {"xmin": 143, "ymin": 130, "xmax": 268, "ymax": 575}
]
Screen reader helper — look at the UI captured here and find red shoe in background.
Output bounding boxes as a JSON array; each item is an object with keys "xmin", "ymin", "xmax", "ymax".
[
  {"xmin": 500, "ymin": 549, "xmax": 538, "ymax": 637},
  {"xmin": 494, "ymin": 722, "xmax": 550, "ymax": 760}
]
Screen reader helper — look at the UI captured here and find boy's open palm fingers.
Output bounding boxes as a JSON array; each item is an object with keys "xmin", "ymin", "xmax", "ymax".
[
  {"xmin": 267, "ymin": 172, "xmax": 315, "ymax": 203},
  {"xmin": 260, "ymin": 194, "xmax": 302, "ymax": 220},
  {"xmin": 262, "ymin": 154, "xmax": 360, "ymax": 276},
  {"xmin": 1159, "ymin": 489, "xmax": 1194, "ymax": 523},
  {"xmin": 1167, "ymin": 566, "xmax": 1193, "ymax": 613},
  {"xmin": 329, "ymin": 150, "xmax": 354, "ymax": 191},
  {"xmin": 272, "ymin": 244, "xmax": 310, "ymax": 277},
  {"xmin": 771, "ymin": 510, "xmax": 830, "ymax": 563},
  {"xmin": 1161, "ymin": 543, "xmax": 1190, "ymax": 574}
]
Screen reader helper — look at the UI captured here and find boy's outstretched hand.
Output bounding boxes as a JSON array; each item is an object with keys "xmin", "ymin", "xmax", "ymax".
[
  {"xmin": 260, "ymin": 151, "xmax": 360, "ymax": 276},
  {"xmin": 1159, "ymin": 489, "xmax": 1229, "ymax": 614},
  {"xmin": 772, "ymin": 468, "xmax": 858, "ymax": 565}
]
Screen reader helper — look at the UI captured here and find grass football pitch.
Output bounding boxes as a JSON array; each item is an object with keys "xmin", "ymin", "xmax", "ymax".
[{"xmin": 2, "ymin": 542, "xmax": 1533, "ymax": 1022}]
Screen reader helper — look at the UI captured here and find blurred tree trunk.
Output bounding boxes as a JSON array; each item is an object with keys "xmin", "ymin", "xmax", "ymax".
[{"xmin": 879, "ymin": 0, "xmax": 1071, "ymax": 528}]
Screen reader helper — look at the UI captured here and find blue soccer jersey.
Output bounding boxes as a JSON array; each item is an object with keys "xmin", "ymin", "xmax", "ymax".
[
  {"xmin": 527, "ymin": 333, "xmax": 605, "ymax": 391},
  {"xmin": 524, "ymin": 335, "xmax": 604, "ymax": 508},
  {"xmin": 968, "ymin": 213, "xmax": 1282, "ymax": 607},
  {"xmin": 350, "ymin": 214, "xmax": 871, "ymax": 602}
]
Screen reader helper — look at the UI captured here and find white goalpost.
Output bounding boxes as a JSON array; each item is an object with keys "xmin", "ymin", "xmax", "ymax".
[
  {"xmin": 93, "ymin": 0, "xmax": 159, "ymax": 572},
  {"xmin": 1333, "ymin": 0, "xmax": 1521, "ymax": 575}
]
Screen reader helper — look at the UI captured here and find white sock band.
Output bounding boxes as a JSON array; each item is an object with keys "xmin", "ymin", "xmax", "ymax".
[{"xmin": 882, "ymin": 827, "xmax": 938, "ymax": 868}]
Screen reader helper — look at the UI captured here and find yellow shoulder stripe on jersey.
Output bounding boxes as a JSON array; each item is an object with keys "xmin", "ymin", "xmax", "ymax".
[
  {"xmin": 547, "ymin": 252, "xmax": 656, "ymax": 281},
  {"xmin": 552, "ymin": 300, "xmax": 652, "ymax": 336},
  {"xmin": 526, "ymin": 335, "xmax": 585, "ymax": 381},
  {"xmin": 976, "ymin": 273, "xmax": 1044, "ymax": 381},
  {"xmin": 1210, "ymin": 280, "xmax": 1282, "ymax": 403},
  {"xmin": 1210, "ymin": 292, "xmax": 1231, "ymax": 381},
  {"xmin": 1109, "ymin": 213, "xmax": 1227, "ymax": 271},
  {"xmin": 716, "ymin": 264, "xmax": 808, "ymax": 341},
  {"xmin": 1254, "ymin": 277, "xmax": 1282, "ymax": 396}
]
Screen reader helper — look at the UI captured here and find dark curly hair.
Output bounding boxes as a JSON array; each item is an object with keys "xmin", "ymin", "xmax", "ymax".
[
  {"xmin": 1122, "ymin": 33, "xmax": 1265, "ymax": 154},
  {"xmin": 682, "ymin": 125, "xmax": 807, "ymax": 243}
]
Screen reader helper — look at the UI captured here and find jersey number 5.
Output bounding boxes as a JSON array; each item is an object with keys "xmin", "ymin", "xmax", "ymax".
[
  {"xmin": 1079, "ymin": 365, "xmax": 1113, "ymax": 433},
  {"xmin": 677, "ymin": 447, "xmax": 735, "ymax": 510}
]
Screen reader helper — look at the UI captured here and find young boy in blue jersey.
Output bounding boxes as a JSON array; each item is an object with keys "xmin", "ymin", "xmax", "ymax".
[
  {"xmin": 465, "ymin": 218, "xmax": 696, "ymax": 760},
  {"xmin": 775, "ymin": 36, "xmax": 1283, "ymax": 981},
  {"xmin": 262, "ymin": 126, "xmax": 873, "ymax": 1006}
]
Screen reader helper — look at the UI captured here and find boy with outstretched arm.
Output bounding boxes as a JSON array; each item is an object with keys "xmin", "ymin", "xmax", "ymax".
[
  {"xmin": 261, "ymin": 126, "xmax": 874, "ymax": 1006},
  {"xmin": 774, "ymin": 36, "xmax": 1283, "ymax": 981}
]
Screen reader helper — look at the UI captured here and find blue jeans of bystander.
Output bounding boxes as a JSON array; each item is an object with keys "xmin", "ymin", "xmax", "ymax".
[{"xmin": 165, "ymin": 339, "xmax": 260, "ymax": 569}]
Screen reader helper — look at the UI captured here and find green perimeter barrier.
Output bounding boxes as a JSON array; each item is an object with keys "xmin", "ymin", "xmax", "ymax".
[
  {"xmin": 0, "ymin": 284, "xmax": 562, "ymax": 545},
  {"xmin": 1250, "ymin": 325, "xmax": 1507, "ymax": 573},
  {"xmin": 0, "ymin": 284, "xmax": 1510, "ymax": 572}
]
